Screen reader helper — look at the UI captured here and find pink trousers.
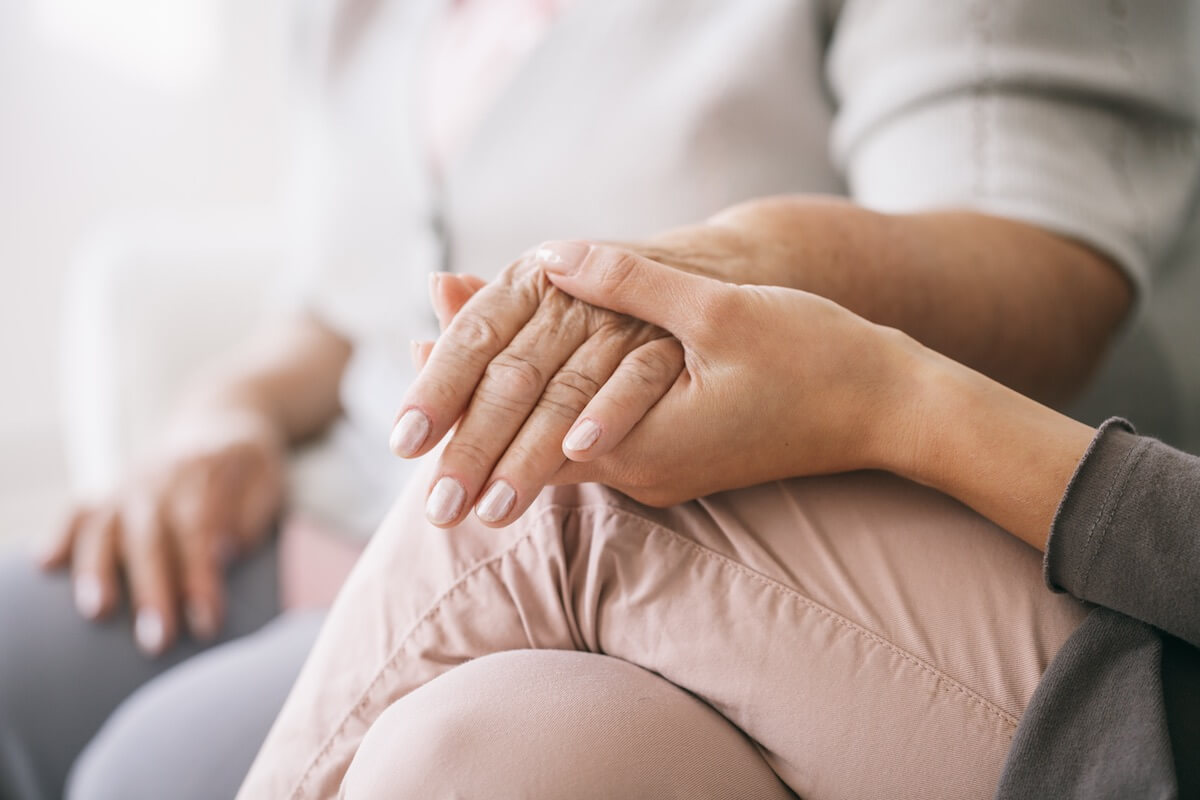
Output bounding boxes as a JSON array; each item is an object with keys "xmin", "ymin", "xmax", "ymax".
[{"xmin": 239, "ymin": 468, "xmax": 1088, "ymax": 799}]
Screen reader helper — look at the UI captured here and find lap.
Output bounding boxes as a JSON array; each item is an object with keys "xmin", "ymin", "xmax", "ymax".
[
  {"xmin": 246, "ymin": 470, "xmax": 1089, "ymax": 800},
  {"xmin": 68, "ymin": 611, "xmax": 322, "ymax": 800},
  {"xmin": 0, "ymin": 540, "xmax": 279, "ymax": 800}
]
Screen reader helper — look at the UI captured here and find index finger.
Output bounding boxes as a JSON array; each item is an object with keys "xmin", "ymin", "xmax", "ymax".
[
  {"xmin": 390, "ymin": 268, "xmax": 544, "ymax": 459},
  {"xmin": 535, "ymin": 242, "xmax": 726, "ymax": 342}
]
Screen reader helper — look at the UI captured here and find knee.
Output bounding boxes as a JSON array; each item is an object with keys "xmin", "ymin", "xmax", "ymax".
[
  {"xmin": 342, "ymin": 650, "xmax": 788, "ymax": 800},
  {"xmin": 342, "ymin": 650, "xmax": 615, "ymax": 799}
]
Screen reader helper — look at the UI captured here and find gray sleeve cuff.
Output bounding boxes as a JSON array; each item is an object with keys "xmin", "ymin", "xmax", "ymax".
[{"xmin": 1046, "ymin": 417, "xmax": 1200, "ymax": 647}]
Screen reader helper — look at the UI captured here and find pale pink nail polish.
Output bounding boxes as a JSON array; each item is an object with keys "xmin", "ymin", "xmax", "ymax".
[
  {"xmin": 426, "ymin": 477, "xmax": 466, "ymax": 525},
  {"xmin": 476, "ymin": 480, "xmax": 516, "ymax": 523},
  {"xmin": 535, "ymin": 241, "xmax": 590, "ymax": 274},
  {"xmin": 564, "ymin": 418, "xmax": 602, "ymax": 452},
  {"xmin": 135, "ymin": 609, "xmax": 165, "ymax": 655},
  {"xmin": 390, "ymin": 408, "xmax": 431, "ymax": 456},
  {"xmin": 74, "ymin": 575, "xmax": 103, "ymax": 618}
]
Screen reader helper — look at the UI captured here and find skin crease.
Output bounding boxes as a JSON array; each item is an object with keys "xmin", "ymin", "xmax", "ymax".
[
  {"xmin": 40, "ymin": 315, "xmax": 351, "ymax": 655},
  {"xmin": 399, "ymin": 196, "xmax": 1128, "ymax": 530}
]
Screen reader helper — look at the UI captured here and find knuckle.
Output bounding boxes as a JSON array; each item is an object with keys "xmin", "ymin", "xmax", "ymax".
[
  {"xmin": 543, "ymin": 367, "xmax": 601, "ymax": 409},
  {"xmin": 499, "ymin": 440, "xmax": 549, "ymax": 474},
  {"xmin": 450, "ymin": 310, "xmax": 506, "ymax": 355},
  {"xmin": 597, "ymin": 250, "xmax": 642, "ymax": 294},
  {"xmin": 624, "ymin": 343, "xmax": 681, "ymax": 388},
  {"xmin": 419, "ymin": 371, "xmax": 462, "ymax": 411},
  {"xmin": 443, "ymin": 437, "xmax": 497, "ymax": 475},
  {"xmin": 483, "ymin": 352, "xmax": 546, "ymax": 402}
]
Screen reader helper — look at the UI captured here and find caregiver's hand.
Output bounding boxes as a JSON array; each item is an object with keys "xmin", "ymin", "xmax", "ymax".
[
  {"xmin": 530, "ymin": 242, "xmax": 919, "ymax": 505},
  {"xmin": 39, "ymin": 408, "xmax": 285, "ymax": 655},
  {"xmin": 390, "ymin": 254, "xmax": 684, "ymax": 528}
]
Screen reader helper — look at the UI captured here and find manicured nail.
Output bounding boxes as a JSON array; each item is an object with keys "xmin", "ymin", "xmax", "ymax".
[
  {"xmin": 187, "ymin": 603, "xmax": 218, "ymax": 641},
  {"xmin": 426, "ymin": 477, "xmax": 466, "ymax": 525},
  {"xmin": 564, "ymin": 418, "xmax": 602, "ymax": 452},
  {"xmin": 476, "ymin": 480, "xmax": 516, "ymax": 523},
  {"xmin": 390, "ymin": 409, "xmax": 431, "ymax": 456},
  {"xmin": 74, "ymin": 575, "xmax": 103, "ymax": 618},
  {"xmin": 135, "ymin": 609, "xmax": 165, "ymax": 655},
  {"xmin": 535, "ymin": 241, "xmax": 590, "ymax": 274}
]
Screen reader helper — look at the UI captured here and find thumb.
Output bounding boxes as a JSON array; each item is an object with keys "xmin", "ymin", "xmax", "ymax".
[{"xmin": 534, "ymin": 241, "xmax": 722, "ymax": 341}]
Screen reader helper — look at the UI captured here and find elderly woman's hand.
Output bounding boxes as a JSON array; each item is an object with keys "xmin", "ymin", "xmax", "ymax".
[{"xmin": 390, "ymin": 253, "xmax": 685, "ymax": 527}]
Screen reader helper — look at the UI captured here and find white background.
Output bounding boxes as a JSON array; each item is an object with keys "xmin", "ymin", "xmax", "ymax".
[{"xmin": 0, "ymin": 0, "xmax": 294, "ymax": 546}]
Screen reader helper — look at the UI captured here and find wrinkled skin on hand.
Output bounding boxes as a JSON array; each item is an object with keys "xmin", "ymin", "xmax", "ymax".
[{"xmin": 391, "ymin": 252, "xmax": 685, "ymax": 527}]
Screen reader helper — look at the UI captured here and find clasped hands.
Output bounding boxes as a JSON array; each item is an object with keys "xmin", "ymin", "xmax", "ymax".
[{"xmin": 393, "ymin": 220, "xmax": 917, "ymax": 528}]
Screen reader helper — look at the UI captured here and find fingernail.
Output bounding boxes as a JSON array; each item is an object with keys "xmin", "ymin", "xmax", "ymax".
[
  {"xmin": 426, "ymin": 477, "xmax": 466, "ymax": 525},
  {"xmin": 564, "ymin": 418, "xmax": 602, "ymax": 452},
  {"xmin": 476, "ymin": 480, "xmax": 516, "ymax": 523},
  {"xmin": 135, "ymin": 609, "xmax": 165, "ymax": 655},
  {"xmin": 187, "ymin": 603, "xmax": 218, "ymax": 641},
  {"xmin": 390, "ymin": 408, "xmax": 431, "ymax": 456},
  {"xmin": 74, "ymin": 575, "xmax": 103, "ymax": 618},
  {"xmin": 535, "ymin": 241, "xmax": 590, "ymax": 275}
]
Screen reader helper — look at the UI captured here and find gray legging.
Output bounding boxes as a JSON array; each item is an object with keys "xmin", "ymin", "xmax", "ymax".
[{"xmin": 0, "ymin": 541, "xmax": 321, "ymax": 800}]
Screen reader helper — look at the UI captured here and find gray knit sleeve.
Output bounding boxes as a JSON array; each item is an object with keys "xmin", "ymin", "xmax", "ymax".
[{"xmin": 1046, "ymin": 418, "xmax": 1200, "ymax": 647}]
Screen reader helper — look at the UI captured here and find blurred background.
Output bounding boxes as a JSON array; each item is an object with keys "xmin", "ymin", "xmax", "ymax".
[{"xmin": 0, "ymin": 0, "xmax": 295, "ymax": 546}]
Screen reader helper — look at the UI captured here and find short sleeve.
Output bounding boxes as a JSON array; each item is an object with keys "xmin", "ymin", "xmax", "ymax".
[{"xmin": 827, "ymin": 0, "xmax": 1200, "ymax": 307}]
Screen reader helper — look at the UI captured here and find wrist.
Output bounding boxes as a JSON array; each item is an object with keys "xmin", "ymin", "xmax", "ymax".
[
  {"xmin": 879, "ymin": 338, "xmax": 1095, "ymax": 550},
  {"xmin": 852, "ymin": 326, "xmax": 940, "ymax": 478},
  {"xmin": 168, "ymin": 386, "xmax": 287, "ymax": 448}
]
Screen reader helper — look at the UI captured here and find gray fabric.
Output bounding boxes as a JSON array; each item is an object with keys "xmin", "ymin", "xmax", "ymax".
[
  {"xmin": 0, "ymin": 542, "xmax": 295, "ymax": 800},
  {"xmin": 67, "ymin": 612, "xmax": 322, "ymax": 800},
  {"xmin": 997, "ymin": 420, "xmax": 1200, "ymax": 799}
]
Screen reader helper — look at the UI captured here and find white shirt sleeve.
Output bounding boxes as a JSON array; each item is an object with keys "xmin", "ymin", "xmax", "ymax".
[{"xmin": 827, "ymin": 0, "xmax": 1200, "ymax": 306}]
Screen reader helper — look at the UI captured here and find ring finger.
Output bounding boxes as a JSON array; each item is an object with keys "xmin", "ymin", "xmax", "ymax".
[{"xmin": 425, "ymin": 294, "xmax": 591, "ymax": 527}]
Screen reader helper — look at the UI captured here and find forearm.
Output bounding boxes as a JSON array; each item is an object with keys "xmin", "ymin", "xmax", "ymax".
[
  {"xmin": 172, "ymin": 313, "xmax": 352, "ymax": 445},
  {"xmin": 885, "ymin": 348, "xmax": 1200, "ymax": 642},
  {"xmin": 703, "ymin": 196, "xmax": 1133, "ymax": 405},
  {"xmin": 877, "ymin": 337, "xmax": 1096, "ymax": 552}
]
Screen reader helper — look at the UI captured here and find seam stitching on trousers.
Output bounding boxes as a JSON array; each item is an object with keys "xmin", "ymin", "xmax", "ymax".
[
  {"xmin": 289, "ymin": 494, "xmax": 1019, "ymax": 797},
  {"xmin": 286, "ymin": 506, "xmax": 559, "ymax": 799},
  {"xmin": 571, "ymin": 503, "xmax": 1024, "ymax": 733}
]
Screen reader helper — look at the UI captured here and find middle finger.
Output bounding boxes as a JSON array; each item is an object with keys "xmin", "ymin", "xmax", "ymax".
[{"xmin": 424, "ymin": 292, "xmax": 591, "ymax": 527}]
